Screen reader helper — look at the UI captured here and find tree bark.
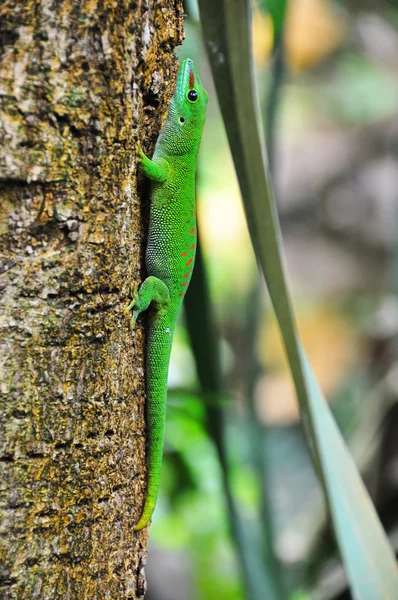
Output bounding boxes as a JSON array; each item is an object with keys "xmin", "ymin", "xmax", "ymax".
[{"xmin": 0, "ymin": 1, "xmax": 184, "ymax": 597}]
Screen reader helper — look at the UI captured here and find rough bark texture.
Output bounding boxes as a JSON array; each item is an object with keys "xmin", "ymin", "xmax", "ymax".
[{"xmin": 0, "ymin": 1, "xmax": 184, "ymax": 597}]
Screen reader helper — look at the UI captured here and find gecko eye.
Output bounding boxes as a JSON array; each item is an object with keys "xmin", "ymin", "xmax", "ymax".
[{"xmin": 187, "ymin": 89, "xmax": 198, "ymax": 103}]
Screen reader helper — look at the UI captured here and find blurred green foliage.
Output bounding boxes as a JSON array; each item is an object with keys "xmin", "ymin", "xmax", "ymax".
[{"xmin": 146, "ymin": 1, "xmax": 398, "ymax": 599}]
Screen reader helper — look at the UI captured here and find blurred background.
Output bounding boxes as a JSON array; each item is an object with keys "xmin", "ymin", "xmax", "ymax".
[{"xmin": 145, "ymin": 1, "xmax": 398, "ymax": 598}]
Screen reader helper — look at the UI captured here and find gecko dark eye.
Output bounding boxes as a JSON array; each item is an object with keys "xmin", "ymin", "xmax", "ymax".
[
  {"xmin": 179, "ymin": 117, "xmax": 185, "ymax": 123},
  {"xmin": 187, "ymin": 90, "xmax": 198, "ymax": 103}
]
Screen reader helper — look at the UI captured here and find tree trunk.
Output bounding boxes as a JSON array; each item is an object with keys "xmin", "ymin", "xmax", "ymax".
[{"xmin": 0, "ymin": 1, "xmax": 184, "ymax": 597}]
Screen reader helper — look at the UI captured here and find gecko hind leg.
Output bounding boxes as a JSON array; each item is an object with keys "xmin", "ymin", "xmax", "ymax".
[{"xmin": 125, "ymin": 276, "xmax": 170, "ymax": 329}]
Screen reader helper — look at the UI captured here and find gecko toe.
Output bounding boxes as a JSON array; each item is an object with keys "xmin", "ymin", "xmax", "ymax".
[{"xmin": 130, "ymin": 311, "xmax": 139, "ymax": 330}]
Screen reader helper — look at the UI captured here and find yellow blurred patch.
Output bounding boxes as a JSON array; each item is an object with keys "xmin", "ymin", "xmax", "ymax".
[
  {"xmin": 253, "ymin": 5, "xmax": 274, "ymax": 68},
  {"xmin": 256, "ymin": 305, "xmax": 361, "ymax": 424},
  {"xmin": 285, "ymin": 0, "xmax": 345, "ymax": 71},
  {"xmin": 253, "ymin": 0, "xmax": 346, "ymax": 72}
]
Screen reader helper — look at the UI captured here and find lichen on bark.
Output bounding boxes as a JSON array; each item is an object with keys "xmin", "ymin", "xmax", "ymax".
[{"xmin": 0, "ymin": 1, "xmax": 184, "ymax": 597}]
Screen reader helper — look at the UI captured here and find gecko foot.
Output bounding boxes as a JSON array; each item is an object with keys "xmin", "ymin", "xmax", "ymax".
[
  {"xmin": 124, "ymin": 286, "xmax": 139, "ymax": 330},
  {"xmin": 136, "ymin": 141, "xmax": 144, "ymax": 163}
]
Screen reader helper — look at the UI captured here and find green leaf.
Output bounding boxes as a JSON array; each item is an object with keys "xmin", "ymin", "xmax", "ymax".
[
  {"xmin": 301, "ymin": 348, "xmax": 398, "ymax": 595},
  {"xmin": 197, "ymin": 0, "xmax": 398, "ymax": 597},
  {"xmin": 257, "ymin": 0, "xmax": 288, "ymax": 41}
]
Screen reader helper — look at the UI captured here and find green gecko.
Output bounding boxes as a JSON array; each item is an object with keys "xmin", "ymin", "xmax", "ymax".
[{"xmin": 126, "ymin": 58, "xmax": 208, "ymax": 531}]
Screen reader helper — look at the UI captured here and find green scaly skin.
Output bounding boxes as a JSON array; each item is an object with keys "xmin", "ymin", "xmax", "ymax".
[{"xmin": 126, "ymin": 59, "xmax": 208, "ymax": 531}]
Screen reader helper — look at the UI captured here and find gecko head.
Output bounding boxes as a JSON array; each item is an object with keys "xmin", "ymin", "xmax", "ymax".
[{"xmin": 161, "ymin": 58, "xmax": 208, "ymax": 156}]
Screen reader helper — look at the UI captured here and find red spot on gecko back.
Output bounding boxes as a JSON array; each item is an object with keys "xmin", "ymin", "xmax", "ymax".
[
  {"xmin": 189, "ymin": 69, "xmax": 195, "ymax": 88},
  {"xmin": 191, "ymin": 210, "xmax": 195, "ymax": 217},
  {"xmin": 181, "ymin": 282, "xmax": 188, "ymax": 287},
  {"xmin": 179, "ymin": 292, "xmax": 185, "ymax": 297},
  {"xmin": 183, "ymin": 273, "xmax": 189, "ymax": 278},
  {"xmin": 181, "ymin": 251, "xmax": 188, "ymax": 257},
  {"xmin": 190, "ymin": 244, "xmax": 195, "ymax": 250},
  {"xmin": 189, "ymin": 227, "xmax": 195, "ymax": 234},
  {"xmin": 186, "ymin": 258, "xmax": 193, "ymax": 266}
]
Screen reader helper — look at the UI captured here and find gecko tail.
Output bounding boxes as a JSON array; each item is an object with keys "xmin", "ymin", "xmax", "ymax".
[
  {"xmin": 134, "ymin": 495, "xmax": 157, "ymax": 531},
  {"xmin": 134, "ymin": 316, "xmax": 173, "ymax": 531},
  {"xmin": 134, "ymin": 427, "xmax": 164, "ymax": 531}
]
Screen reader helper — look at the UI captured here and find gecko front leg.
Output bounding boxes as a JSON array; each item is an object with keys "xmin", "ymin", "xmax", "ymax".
[{"xmin": 137, "ymin": 143, "xmax": 169, "ymax": 183}]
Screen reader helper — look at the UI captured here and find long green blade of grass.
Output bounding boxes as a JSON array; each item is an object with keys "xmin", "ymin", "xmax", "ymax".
[{"xmin": 197, "ymin": 0, "xmax": 398, "ymax": 597}]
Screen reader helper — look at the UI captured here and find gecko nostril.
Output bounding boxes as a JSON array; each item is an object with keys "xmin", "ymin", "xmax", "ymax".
[{"xmin": 179, "ymin": 117, "xmax": 185, "ymax": 123}]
